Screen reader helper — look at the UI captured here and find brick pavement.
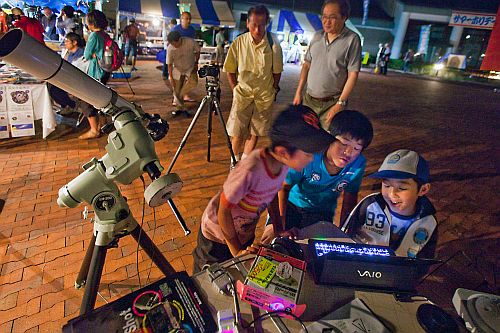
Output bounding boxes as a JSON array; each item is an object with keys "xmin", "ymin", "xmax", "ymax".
[{"xmin": 0, "ymin": 61, "xmax": 499, "ymax": 332}]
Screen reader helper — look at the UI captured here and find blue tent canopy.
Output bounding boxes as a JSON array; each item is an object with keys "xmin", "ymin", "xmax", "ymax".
[
  {"xmin": 119, "ymin": 0, "xmax": 179, "ymax": 19},
  {"xmin": 118, "ymin": 0, "xmax": 235, "ymax": 27},
  {"xmin": 273, "ymin": 9, "xmax": 364, "ymax": 45},
  {"xmin": 3, "ymin": 0, "xmax": 90, "ymax": 13}
]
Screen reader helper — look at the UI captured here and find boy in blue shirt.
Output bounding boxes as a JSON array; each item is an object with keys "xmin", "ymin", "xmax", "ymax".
[
  {"xmin": 342, "ymin": 150, "xmax": 437, "ymax": 258},
  {"xmin": 261, "ymin": 110, "xmax": 373, "ymax": 242}
]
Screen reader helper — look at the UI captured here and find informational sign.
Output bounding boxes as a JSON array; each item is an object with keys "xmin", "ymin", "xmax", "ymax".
[
  {"xmin": 0, "ymin": 112, "xmax": 8, "ymax": 139},
  {"xmin": 0, "ymin": 86, "xmax": 6, "ymax": 112},
  {"xmin": 449, "ymin": 11, "xmax": 496, "ymax": 30},
  {"xmin": 417, "ymin": 25, "xmax": 431, "ymax": 56},
  {"xmin": 6, "ymin": 85, "xmax": 35, "ymax": 137}
]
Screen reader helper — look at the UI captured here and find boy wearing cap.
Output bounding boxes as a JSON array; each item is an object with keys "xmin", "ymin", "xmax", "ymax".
[
  {"xmin": 342, "ymin": 149, "xmax": 437, "ymax": 258},
  {"xmin": 192, "ymin": 105, "xmax": 334, "ymax": 273},
  {"xmin": 260, "ymin": 110, "xmax": 373, "ymax": 243}
]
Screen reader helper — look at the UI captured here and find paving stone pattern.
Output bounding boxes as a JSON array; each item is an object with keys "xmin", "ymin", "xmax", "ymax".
[{"xmin": 0, "ymin": 61, "xmax": 499, "ymax": 332}]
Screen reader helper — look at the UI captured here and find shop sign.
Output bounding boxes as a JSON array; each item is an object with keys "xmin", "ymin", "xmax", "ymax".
[{"xmin": 449, "ymin": 11, "xmax": 496, "ymax": 30}]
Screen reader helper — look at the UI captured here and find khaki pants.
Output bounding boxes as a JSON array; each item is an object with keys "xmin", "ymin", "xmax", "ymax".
[
  {"xmin": 215, "ymin": 45, "xmax": 225, "ymax": 65},
  {"xmin": 303, "ymin": 92, "xmax": 339, "ymax": 130},
  {"xmin": 226, "ymin": 101, "xmax": 273, "ymax": 139},
  {"xmin": 173, "ymin": 72, "xmax": 198, "ymax": 110}
]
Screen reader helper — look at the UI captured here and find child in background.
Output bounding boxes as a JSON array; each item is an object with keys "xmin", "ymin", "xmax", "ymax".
[
  {"xmin": 342, "ymin": 149, "xmax": 438, "ymax": 258},
  {"xmin": 192, "ymin": 105, "xmax": 334, "ymax": 273}
]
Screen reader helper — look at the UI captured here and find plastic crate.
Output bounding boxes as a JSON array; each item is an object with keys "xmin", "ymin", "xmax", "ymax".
[{"xmin": 111, "ymin": 72, "xmax": 131, "ymax": 79}]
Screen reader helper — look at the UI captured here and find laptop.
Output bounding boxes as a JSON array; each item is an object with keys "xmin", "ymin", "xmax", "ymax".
[{"xmin": 308, "ymin": 239, "xmax": 440, "ymax": 293}]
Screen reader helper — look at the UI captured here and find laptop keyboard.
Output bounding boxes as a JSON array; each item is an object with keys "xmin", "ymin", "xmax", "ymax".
[{"xmin": 314, "ymin": 242, "xmax": 392, "ymax": 257}]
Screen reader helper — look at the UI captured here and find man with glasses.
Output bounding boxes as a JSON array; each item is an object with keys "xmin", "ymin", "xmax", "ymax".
[{"xmin": 293, "ymin": 0, "xmax": 361, "ymax": 129}]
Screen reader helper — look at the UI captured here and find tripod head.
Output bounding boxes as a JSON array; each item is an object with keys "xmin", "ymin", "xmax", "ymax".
[{"xmin": 0, "ymin": 30, "xmax": 184, "ymax": 228}]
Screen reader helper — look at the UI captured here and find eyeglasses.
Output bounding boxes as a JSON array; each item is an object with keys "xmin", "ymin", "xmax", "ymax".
[{"xmin": 321, "ymin": 15, "xmax": 341, "ymax": 21}]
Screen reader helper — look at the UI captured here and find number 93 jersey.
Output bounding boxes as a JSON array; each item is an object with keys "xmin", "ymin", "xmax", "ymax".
[{"xmin": 342, "ymin": 193, "xmax": 438, "ymax": 258}]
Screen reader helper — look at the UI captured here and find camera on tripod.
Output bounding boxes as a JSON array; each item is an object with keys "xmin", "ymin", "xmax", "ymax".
[{"xmin": 198, "ymin": 64, "xmax": 220, "ymax": 79}]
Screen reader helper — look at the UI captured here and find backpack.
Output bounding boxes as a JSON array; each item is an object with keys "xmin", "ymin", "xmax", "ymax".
[{"xmin": 96, "ymin": 31, "xmax": 124, "ymax": 72}]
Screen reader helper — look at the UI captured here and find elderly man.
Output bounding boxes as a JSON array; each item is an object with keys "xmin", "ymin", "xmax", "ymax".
[
  {"xmin": 166, "ymin": 31, "xmax": 200, "ymax": 117},
  {"xmin": 224, "ymin": 5, "xmax": 283, "ymax": 162},
  {"xmin": 293, "ymin": 0, "xmax": 361, "ymax": 129}
]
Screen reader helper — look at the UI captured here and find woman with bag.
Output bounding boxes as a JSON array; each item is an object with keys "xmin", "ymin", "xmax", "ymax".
[{"xmin": 80, "ymin": 10, "xmax": 110, "ymax": 139}]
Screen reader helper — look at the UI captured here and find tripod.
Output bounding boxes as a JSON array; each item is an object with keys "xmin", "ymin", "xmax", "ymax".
[
  {"xmin": 56, "ymin": 109, "xmax": 190, "ymax": 316},
  {"xmin": 166, "ymin": 76, "xmax": 237, "ymax": 173}
]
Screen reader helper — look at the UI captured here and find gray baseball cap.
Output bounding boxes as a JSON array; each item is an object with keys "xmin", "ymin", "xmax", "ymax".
[{"xmin": 369, "ymin": 149, "xmax": 430, "ymax": 183}]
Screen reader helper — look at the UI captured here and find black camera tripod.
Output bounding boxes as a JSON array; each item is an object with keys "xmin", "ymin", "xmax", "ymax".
[{"xmin": 166, "ymin": 75, "xmax": 237, "ymax": 173}]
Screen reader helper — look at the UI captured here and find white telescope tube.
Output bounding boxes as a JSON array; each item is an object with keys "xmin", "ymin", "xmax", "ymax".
[{"xmin": 0, "ymin": 29, "xmax": 134, "ymax": 112}]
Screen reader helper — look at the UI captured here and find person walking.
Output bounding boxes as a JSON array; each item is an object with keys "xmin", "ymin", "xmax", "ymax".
[
  {"xmin": 215, "ymin": 28, "xmax": 226, "ymax": 66},
  {"xmin": 292, "ymin": 0, "xmax": 361, "ymax": 129},
  {"xmin": 224, "ymin": 5, "xmax": 283, "ymax": 163},
  {"xmin": 402, "ymin": 48, "xmax": 414, "ymax": 72},
  {"xmin": 123, "ymin": 18, "xmax": 140, "ymax": 70},
  {"xmin": 380, "ymin": 42, "xmax": 391, "ymax": 75}
]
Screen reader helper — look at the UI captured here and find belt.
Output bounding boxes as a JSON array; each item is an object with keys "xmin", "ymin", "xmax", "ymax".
[{"xmin": 308, "ymin": 94, "xmax": 336, "ymax": 102}]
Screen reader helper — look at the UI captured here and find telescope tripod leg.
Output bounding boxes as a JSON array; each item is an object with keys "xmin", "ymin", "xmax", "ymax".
[
  {"xmin": 130, "ymin": 225, "xmax": 176, "ymax": 276},
  {"xmin": 80, "ymin": 239, "xmax": 108, "ymax": 315},
  {"xmin": 75, "ymin": 234, "xmax": 97, "ymax": 289},
  {"xmin": 213, "ymin": 98, "xmax": 237, "ymax": 165},
  {"xmin": 207, "ymin": 97, "xmax": 213, "ymax": 162},
  {"xmin": 166, "ymin": 96, "xmax": 210, "ymax": 174}
]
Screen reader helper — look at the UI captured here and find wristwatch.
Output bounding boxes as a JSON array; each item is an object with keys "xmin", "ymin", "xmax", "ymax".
[{"xmin": 337, "ymin": 99, "xmax": 347, "ymax": 106}]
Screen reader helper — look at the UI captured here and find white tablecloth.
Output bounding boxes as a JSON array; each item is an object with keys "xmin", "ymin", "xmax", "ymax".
[{"xmin": 2, "ymin": 83, "xmax": 55, "ymax": 139}]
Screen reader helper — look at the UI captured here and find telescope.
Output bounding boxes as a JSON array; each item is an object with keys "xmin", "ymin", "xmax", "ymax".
[{"xmin": 0, "ymin": 29, "xmax": 190, "ymax": 315}]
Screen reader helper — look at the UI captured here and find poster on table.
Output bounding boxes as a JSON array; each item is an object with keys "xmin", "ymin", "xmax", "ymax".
[
  {"xmin": 0, "ymin": 112, "xmax": 8, "ymax": 139},
  {"xmin": 6, "ymin": 85, "xmax": 35, "ymax": 137},
  {"xmin": 0, "ymin": 87, "xmax": 9, "ymax": 138}
]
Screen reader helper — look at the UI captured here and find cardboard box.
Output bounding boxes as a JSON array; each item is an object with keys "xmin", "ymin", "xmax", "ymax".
[{"xmin": 237, "ymin": 247, "xmax": 307, "ymax": 316}]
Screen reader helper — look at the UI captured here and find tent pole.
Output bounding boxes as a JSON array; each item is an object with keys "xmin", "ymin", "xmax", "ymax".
[{"xmin": 115, "ymin": 2, "xmax": 120, "ymax": 42}]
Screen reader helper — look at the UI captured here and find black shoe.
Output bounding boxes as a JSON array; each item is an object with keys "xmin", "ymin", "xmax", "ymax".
[
  {"xmin": 183, "ymin": 111, "xmax": 191, "ymax": 118},
  {"xmin": 171, "ymin": 110, "xmax": 180, "ymax": 117}
]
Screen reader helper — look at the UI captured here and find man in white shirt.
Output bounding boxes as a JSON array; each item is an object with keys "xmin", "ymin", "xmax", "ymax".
[{"xmin": 166, "ymin": 31, "xmax": 200, "ymax": 116}]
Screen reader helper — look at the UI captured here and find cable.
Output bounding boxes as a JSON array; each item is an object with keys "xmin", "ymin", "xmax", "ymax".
[
  {"xmin": 136, "ymin": 176, "xmax": 147, "ymax": 288},
  {"xmin": 145, "ymin": 206, "xmax": 157, "ymax": 286},
  {"xmin": 242, "ymin": 310, "xmax": 308, "ymax": 332},
  {"xmin": 224, "ymin": 256, "xmax": 256, "ymax": 269},
  {"xmin": 225, "ymin": 272, "xmax": 241, "ymax": 326}
]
